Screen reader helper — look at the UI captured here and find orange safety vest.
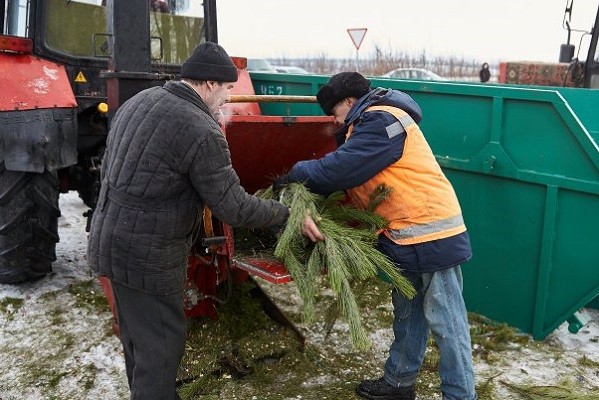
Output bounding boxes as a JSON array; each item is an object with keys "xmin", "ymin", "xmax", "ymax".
[{"xmin": 346, "ymin": 105, "xmax": 466, "ymax": 245}]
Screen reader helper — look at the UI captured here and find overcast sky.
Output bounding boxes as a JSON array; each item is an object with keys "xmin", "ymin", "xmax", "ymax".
[{"xmin": 216, "ymin": 0, "xmax": 598, "ymax": 63}]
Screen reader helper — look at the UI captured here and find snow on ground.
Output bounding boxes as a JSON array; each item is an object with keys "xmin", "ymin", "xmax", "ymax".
[
  {"xmin": 0, "ymin": 192, "xmax": 598, "ymax": 399},
  {"xmin": 0, "ymin": 192, "xmax": 128, "ymax": 400}
]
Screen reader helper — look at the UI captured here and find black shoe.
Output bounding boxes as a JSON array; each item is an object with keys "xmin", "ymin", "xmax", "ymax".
[{"xmin": 356, "ymin": 377, "xmax": 415, "ymax": 400}]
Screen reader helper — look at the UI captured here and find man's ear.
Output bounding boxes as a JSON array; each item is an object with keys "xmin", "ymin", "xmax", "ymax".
[{"xmin": 206, "ymin": 81, "xmax": 217, "ymax": 91}]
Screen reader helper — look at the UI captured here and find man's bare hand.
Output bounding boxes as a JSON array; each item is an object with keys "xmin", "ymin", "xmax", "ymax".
[{"xmin": 301, "ymin": 213, "xmax": 325, "ymax": 242}]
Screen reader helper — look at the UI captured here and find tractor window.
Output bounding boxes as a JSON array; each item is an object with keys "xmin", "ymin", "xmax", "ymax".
[
  {"xmin": 150, "ymin": 0, "xmax": 205, "ymax": 64},
  {"xmin": 2, "ymin": 0, "xmax": 29, "ymax": 37},
  {"xmin": 44, "ymin": 0, "xmax": 109, "ymax": 58},
  {"xmin": 41, "ymin": 0, "xmax": 205, "ymax": 64}
]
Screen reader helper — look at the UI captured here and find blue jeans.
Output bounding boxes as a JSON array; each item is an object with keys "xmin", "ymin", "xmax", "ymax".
[{"xmin": 383, "ymin": 266, "xmax": 476, "ymax": 400}]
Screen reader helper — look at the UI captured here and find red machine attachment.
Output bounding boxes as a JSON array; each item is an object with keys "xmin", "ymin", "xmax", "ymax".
[
  {"xmin": 183, "ymin": 209, "xmax": 242, "ymax": 319},
  {"xmin": 98, "ymin": 60, "xmax": 336, "ymax": 335}
]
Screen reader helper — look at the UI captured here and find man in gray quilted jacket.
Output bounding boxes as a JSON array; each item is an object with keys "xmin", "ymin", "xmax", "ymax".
[{"xmin": 88, "ymin": 42, "xmax": 323, "ymax": 400}]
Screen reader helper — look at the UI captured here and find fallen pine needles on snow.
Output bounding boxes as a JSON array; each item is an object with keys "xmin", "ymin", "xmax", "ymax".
[{"xmin": 500, "ymin": 379, "xmax": 599, "ymax": 399}]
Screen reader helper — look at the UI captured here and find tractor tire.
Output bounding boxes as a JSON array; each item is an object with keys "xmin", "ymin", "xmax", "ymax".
[{"xmin": 0, "ymin": 160, "xmax": 61, "ymax": 284}]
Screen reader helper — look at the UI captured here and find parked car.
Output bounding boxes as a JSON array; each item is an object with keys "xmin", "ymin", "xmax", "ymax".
[
  {"xmin": 246, "ymin": 58, "xmax": 278, "ymax": 72},
  {"xmin": 274, "ymin": 65, "xmax": 309, "ymax": 74},
  {"xmin": 380, "ymin": 68, "xmax": 448, "ymax": 81}
]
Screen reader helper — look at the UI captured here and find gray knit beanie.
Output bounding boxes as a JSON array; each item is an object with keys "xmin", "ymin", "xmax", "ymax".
[{"xmin": 181, "ymin": 42, "xmax": 238, "ymax": 82}]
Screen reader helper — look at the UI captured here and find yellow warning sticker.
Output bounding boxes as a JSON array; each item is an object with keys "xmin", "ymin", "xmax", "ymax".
[{"xmin": 75, "ymin": 71, "xmax": 87, "ymax": 83}]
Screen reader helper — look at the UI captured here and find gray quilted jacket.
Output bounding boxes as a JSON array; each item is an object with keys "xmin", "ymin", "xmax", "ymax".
[{"xmin": 87, "ymin": 81, "xmax": 289, "ymax": 295}]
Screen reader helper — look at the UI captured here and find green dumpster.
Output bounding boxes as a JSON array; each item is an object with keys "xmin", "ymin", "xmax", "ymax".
[
  {"xmin": 249, "ymin": 71, "xmax": 329, "ymax": 116},
  {"xmin": 249, "ymin": 72, "xmax": 599, "ymax": 340}
]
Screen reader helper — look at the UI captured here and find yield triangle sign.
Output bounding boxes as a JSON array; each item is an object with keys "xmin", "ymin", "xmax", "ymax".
[{"xmin": 347, "ymin": 28, "xmax": 368, "ymax": 50}]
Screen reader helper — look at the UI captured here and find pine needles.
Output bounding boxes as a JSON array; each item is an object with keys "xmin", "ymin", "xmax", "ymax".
[
  {"xmin": 500, "ymin": 380, "xmax": 599, "ymax": 399},
  {"xmin": 260, "ymin": 183, "xmax": 415, "ymax": 350}
]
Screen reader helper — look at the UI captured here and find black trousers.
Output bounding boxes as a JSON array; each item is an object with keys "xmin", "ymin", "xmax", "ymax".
[{"xmin": 111, "ymin": 280, "xmax": 186, "ymax": 400}]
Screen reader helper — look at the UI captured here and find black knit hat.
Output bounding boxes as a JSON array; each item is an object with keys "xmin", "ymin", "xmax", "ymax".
[
  {"xmin": 181, "ymin": 42, "xmax": 238, "ymax": 82},
  {"xmin": 316, "ymin": 72, "xmax": 371, "ymax": 115}
]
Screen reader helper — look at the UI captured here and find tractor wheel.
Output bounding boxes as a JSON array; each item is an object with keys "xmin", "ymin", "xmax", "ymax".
[{"xmin": 0, "ymin": 160, "xmax": 61, "ymax": 284}]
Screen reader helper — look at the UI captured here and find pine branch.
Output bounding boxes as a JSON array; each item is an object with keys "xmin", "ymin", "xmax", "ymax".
[
  {"xmin": 258, "ymin": 182, "xmax": 415, "ymax": 349},
  {"xmin": 367, "ymin": 184, "xmax": 393, "ymax": 212}
]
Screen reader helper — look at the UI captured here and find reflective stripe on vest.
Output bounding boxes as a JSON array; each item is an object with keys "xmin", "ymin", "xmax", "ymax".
[
  {"xmin": 386, "ymin": 214, "xmax": 465, "ymax": 242},
  {"xmin": 346, "ymin": 105, "xmax": 466, "ymax": 245}
]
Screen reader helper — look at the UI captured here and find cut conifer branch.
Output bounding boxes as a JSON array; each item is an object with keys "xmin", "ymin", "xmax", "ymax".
[{"xmin": 258, "ymin": 182, "xmax": 416, "ymax": 349}]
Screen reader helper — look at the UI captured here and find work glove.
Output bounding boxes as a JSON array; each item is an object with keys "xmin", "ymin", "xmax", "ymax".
[
  {"xmin": 267, "ymin": 223, "xmax": 286, "ymax": 237},
  {"xmin": 272, "ymin": 173, "xmax": 293, "ymax": 194}
]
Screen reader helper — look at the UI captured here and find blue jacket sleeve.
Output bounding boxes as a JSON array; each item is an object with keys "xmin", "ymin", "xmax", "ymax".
[{"xmin": 287, "ymin": 111, "xmax": 406, "ymax": 196}]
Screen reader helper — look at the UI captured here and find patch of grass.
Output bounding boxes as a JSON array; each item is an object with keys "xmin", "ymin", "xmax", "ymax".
[
  {"xmin": 0, "ymin": 297, "xmax": 24, "ymax": 319},
  {"xmin": 80, "ymin": 363, "xmax": 99, "ymax": 391},
  {"xmin": 47, "ymin": 302, "xmax": 66, "ymax": 326},
  {"xmin": 27, "ymin": 362, "xmax": 97, "ymax": 393},
  {"xmin": 67, "ymin": 279, "xmax": 109, "ymax": 311},
  {"xmin": 579, "ymin": 355, "xmax": 599, "ymax": 368},
  {"xmin": 25, "ymin": 361, "xmax": 69, "ymax": 391},
  {"xmin": 21, "ymin": 328, "xmax": 78, "ymax": 389},
  {"xmin": 48, "ymin": 370, "xmax": 69, "ymax": 389},
  {"xmin": 17, "ymin": 326, "xmax": 103, "ymax": 397}
]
